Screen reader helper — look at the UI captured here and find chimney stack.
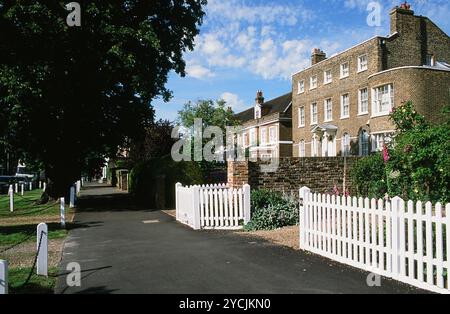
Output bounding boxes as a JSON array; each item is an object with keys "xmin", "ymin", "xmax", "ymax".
[
  {"xmin": 255, "ymin": 90, "xmax": 264, "ymax": 105},
  {"xmin": 311, "ymin": 48, "xmax": 327, "ymax": 65},
  {"xmin": 390, "ymin": 2, "xmax": 414, "ymax": 35}
]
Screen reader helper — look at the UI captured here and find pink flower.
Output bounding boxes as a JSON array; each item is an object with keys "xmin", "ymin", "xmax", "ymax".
[
  {"xmin": 333, "ymin": 184, "xmax": 340, "ymax": 196},
  {"xmin": 383, "ymin": 145, "xmax": 390, "ymax": 163}
]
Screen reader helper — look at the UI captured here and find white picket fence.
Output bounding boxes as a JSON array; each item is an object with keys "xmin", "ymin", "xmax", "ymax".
[
  {"xmin": 175, "ymin": 183, "xmax": 251, "ymax": 230},
  {"xmin": 299, "ymin": 187, "xmax": 450, "ymax": 294}
]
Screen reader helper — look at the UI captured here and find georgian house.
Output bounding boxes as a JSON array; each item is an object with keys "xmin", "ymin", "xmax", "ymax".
[
  {"xmin": 234, "ymin": 91, "xmax": 293, "ymax": 159},
  {"xmin": 292, "ymin": 3, "xmax": 450, "ymax": 157}
]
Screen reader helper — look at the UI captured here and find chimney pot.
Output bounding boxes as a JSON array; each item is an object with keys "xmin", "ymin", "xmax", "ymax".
[{"xmin": 311, "ymin": 48, "xmax": 327, "ymax": 65}]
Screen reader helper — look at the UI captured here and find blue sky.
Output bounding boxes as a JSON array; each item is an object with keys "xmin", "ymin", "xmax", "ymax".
[{"xmin": 153, "ymin": 0, "xmax": 450, "ymax": 121}]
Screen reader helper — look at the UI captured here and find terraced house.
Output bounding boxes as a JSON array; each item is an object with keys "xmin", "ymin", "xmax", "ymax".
[
  {"xmin": 235, "ymin": 91, "xmax": 293, "ymax": 159},
  {"xmin": 292, "ymin": 3, "xmax": 450, "ymax": 158}
]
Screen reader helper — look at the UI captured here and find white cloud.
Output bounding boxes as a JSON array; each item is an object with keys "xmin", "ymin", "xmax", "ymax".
[
  {"xmin": 220, "ymin": 92, "xmax": 247, "ymax": 112},
  {"xmin": 186, "ymin": 63, "xmax": 215, "ymax": 79}
]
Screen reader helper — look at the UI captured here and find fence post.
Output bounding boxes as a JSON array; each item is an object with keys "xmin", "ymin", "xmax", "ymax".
[
  {"xmin": 21, "ymin": 184, "xmax": 24, "ymax": 196},
  {"xmin": 29, "ymin": 182, "xmax": 33, "ymax": 191},
  {"xmin": 175, "ymin": 183, "xmax": 182, "ymax": 221},
  {"xmin": 0, "ymin": 260, "xmax": 7, "ymax": 294},
  {"xmin": 60, "ymin": 197, "xmax": 66, "ymax": 228},
  {"xmin": 14, "ymin": 183, "xmax": 18, "ymax": 194},
  {"xmin": 192, "ymin": 186, "xmax": 201, "ymax": 230},
  {"xmin": 391, "ymin": 196, "xmax": 403, "ymax": 280},
  {"xmin": 43, "ymin": 182, "xmax": 47, "ymax": 192},
  {"xmin": 37, "ymin": 223, "xmax": 48, "ymax": 276},
  {"xmin": 243, "ymin": 184, "xmax": 251, "ymax": 224},
  {"xmin": 299, "ymin": 187, "xmax": 311, "ymax": 250},
  {"xmin": 8, "ymin": 185, "xmax": 13, "ymax": 212},
  {"xmin": 70, "ymin": 186, "xmax": 76, "ymax": 208}
]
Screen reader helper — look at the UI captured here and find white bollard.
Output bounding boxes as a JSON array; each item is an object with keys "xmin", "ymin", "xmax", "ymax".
[
  {"xmin": 14, "ymin": 183, "xmax": 18, "ymax": 194},
  {"xmin": 39, "ymin": 181, "xmax": 42, "ymax": 189},
  {"xmin": 60, "ymin": 197, "xmax": 66, "ymax": 228},
  {"xmin": 70, "ymin": 187, "xmax": 75, "ymax": 208},
  {"xmin": 76, "ymin": 180, "xmax": 81, "ymax": 194},
  {"xmin": 21, "ymin": 184, "xmax": 24, "ymax": 196},
  {"xmin": 29, "ymin": 182, "xmax": 33, "ymax": 191},
  {"xmin": 43, "ymin": 182, "xmax": 47, "ymax": 192},
  {"xmin": 8, "ymin": 185, "xmax": 13, "ymax": 212},
  {"xmin": 0, "ymin": 260, "xmax": 7, "ymax": 294},
  {"xmin": 37, "ymin": 223, "xmax": 48, "ymax": 276}
]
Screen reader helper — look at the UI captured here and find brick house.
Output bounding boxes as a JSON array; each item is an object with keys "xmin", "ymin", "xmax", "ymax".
[
  {"xmin": 234, "ymin": 91, "xmax": 293, "ymax": 159},
  {"xmin": 292, "ymin": 4, "xmax": 450, "ymax": 158}
]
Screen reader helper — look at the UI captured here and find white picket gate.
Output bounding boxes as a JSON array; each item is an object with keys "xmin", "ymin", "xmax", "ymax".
[
  {"xmin": 175, "ymin": 183, "xmax": 251, "ymax": 230},
  {"xmin": 299, "ymin": 187, "xmax": 450, "ymax": 294}
]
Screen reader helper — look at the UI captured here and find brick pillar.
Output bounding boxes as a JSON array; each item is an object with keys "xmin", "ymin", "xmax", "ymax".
[{"xmin": 227, "ymin": 160, "xmax": 249, "ymax": 188}]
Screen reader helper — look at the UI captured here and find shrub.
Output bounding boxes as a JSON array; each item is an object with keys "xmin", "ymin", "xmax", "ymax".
[
  {"xmin": 129, "ymin": 155, "xmax": 204, "ymax": 208},
  {"xmin": 245, "ymin": 189, "xmax": 298, "ymax": 231},
  {"xmin": 350, "ymin": 154, "xmax": 387, "ymax": 199}
]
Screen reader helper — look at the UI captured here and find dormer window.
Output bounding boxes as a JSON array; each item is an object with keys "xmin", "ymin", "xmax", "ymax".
[
  {"xmin": 255, "ymin": 105, "xmax": 261, "ymax": 119},
  {"xmin": 426, "ymin": 54, "xmax": 435, "ymax": 66}
]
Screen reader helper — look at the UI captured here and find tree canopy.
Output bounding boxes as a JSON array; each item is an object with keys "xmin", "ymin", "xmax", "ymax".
[{"xmin": 0, "ymin": 1, "xmax": 207, "ymax": 197}]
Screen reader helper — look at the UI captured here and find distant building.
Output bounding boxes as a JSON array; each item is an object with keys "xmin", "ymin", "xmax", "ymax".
[
  {"xmin": 234, "ymin": 91, "xmax": 293, "ymax": 159},
  {"xmin": 292, "ymin": 3, "xmax": 450, "ymax": 157}
]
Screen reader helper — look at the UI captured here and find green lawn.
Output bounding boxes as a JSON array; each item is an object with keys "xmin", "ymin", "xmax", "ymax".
[
  {"xmin": 0, "ymin": 189, "xmax": 74, "ymax": 294},
  {"xmin": 0, "ymin": 224, "xmax": 68, "ymax": 246},
  {"xmin": 0, "ymin": 189, "xmax": 61, "ymax": 218},
  {"xmin": 8, "ymin": 267, "xmax": 58, "ymax": 294}
]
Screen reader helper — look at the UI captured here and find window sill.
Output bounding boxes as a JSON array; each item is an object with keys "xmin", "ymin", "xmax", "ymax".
[
  {"xmin": 357, "ymin": 68, "xmax": 368, "ymax": 74},
  {"xmin": 340, "ymin": 116, "xmax": 350, "ymax": 120},
  {"xmin": 309, "ymin": 87, "xmax": 317, "ymax": 91},
  {"xmin": 324, "ymin": 81, "xmax": 332, "ymax": 85},
  {"xmin": 324, "ymin": 119, "xmax": 333, "ymax": 123},
  {"xmin": 358, "ymin": 112, "xmax": 369, "ymax": 116},
  {"xmin": 340, "ymin": 75, "xmax": 349, "ymax": 80},
  {"xmin": 371, "ymin": 112, "xmax": 390, "ymax": 118}
]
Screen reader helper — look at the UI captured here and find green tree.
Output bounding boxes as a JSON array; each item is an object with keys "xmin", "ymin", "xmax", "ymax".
[
  {"xmin": 177, "ymin": 99, "xmax": 238, "ymax": 178},
  {"xmin": 0, "ymin": 1, "xmax": 206, "ymax": 199},
  {"xmin": 178, "ymin": 99, "xmax": 238, "ymax": 132}
]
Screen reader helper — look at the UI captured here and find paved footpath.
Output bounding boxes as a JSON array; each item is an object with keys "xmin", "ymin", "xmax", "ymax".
[{"xmin": 56, "ymin": 183, "xmax": 424, "ymax": 294}]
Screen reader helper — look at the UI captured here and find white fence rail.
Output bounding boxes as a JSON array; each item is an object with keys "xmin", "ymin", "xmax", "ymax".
[
  {"xmin": 299, "ymin": 187, "xmax": 450, "ymax": 294},
  {"xmin": 176, "ymin": 183, "xmax": 251, "ymax": 230}
]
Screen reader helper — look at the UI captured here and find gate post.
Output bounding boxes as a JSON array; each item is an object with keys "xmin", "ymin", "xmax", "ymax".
[
  {"xmin": 192, "ymin": 186, "xmax": 201, "ymax": 230},
  {"xmin": 175, "ymin": 183, "xmax": 182, "ymax": 221},
  {"xmin": 299, "ymin": 187, "xmax": 311, "ymax": 250},
  {"xmin": 243, "ymin": 184, "xmax": 251, "ymax": 224}
]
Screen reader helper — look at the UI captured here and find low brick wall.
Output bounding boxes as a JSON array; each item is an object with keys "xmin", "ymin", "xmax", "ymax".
[{"xmin": 228, "ymin": 157, "xmax": 362, "ymax": 197}]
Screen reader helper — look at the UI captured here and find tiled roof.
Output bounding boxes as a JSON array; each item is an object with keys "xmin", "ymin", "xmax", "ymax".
[{"xmin": 235, "ymin": 93, "xmax": 292, "ymax": 124}]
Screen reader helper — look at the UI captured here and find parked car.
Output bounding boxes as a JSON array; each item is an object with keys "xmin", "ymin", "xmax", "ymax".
[{"xmin": 0, "ymin": 176, "xmax": 15, "ymax": 194}]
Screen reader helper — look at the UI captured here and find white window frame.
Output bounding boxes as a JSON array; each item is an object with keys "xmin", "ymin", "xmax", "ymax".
[
  {"xmin": 372, "ymin": 84, "xmax": 394, "ymax": 117},
  {"xmin": 340, "ymin": 62, "xmax": 349, "ymax": 79},
  {"xmin": 260, "ymin": 128, "xmax": 267, "ymax": 145},
  {"xmin": 298, "ymin": 106, "xmax": 305, "ymax": 128},
  {"xmin": 310, "ymin": 75, "xmax": 318, "ymax": 90},
  {"xmin": 358, "ymin": 88, "xmax": 369, "ymax": 115},
  {"xmin": 269, "ymin": 126, "xmax": 277, "ymax": 144},
  {"xmin": 299, "ymin": 140, "xmax": 306, "ymax": 157},
  {"xmin": 359, "ymin": 130, "xmax": 369, "ymax": 156},
  {"xmin": 249, "ymin": 129, "xmax": 257, "ymax": 146},
  {"xmin": 311, "ymin": 136, "xmax": 318, "ymax": 157},
  {"xmin": 324, "ymin": 69, "xmax": 332, "ymax": 84},
  {"xmin": 311, "ymin": 102, "xmax": 318, "ymax": 125},
  {"xmin": 298, "ymin": 80, "xmax": 305, "ymax": 94},
  {"xmin": 358, "ymin": 54, "xmax": 368, "ymax": 72},
  {"xmin": 324, "ymin": 98, "xmax": 333, "ymax": 122},
  {"xmin": 342, "ymin": 133, "xmax": 351, "ymax": 156},
  {"xmin": 255, "ymin": 106, "xmax": 261, "ymax": 119},
  {"xmin": 341, "ymin": 93, "xmax": 350, "ymax": 119}
]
